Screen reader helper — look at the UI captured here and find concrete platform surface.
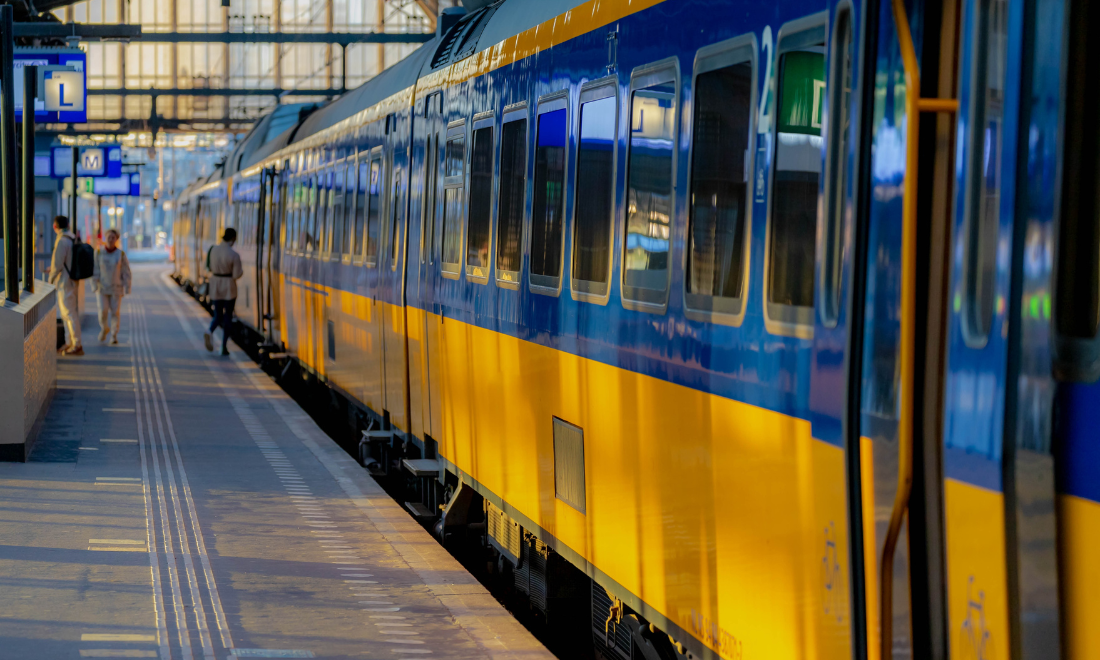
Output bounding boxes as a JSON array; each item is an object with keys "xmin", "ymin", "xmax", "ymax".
[{"xmin": 0, "ymin": 265, "xmax": 554, "ymax": 660}]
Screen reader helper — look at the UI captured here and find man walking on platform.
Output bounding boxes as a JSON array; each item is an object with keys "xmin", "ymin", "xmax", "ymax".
[
  {"xmin": 204, "ymin": 227, "xmax": 243, "ymax": 356},
  {"xmin": 49, "ymin": 215, "xmax": 83, "ymax": 356},
  {"xmin": 92, "ymin": 228, "xmax": 132, "ymax": 344}
]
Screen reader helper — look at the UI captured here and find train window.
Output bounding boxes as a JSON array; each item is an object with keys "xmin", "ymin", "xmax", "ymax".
[
  {"xmin": 332, "ymin": 165, "xmax": 346, "ymax": 256},
  {"xmin": 685, "ymin": 38, "xmax": 755, "ymax": 321},
  {"xmin": 765, "ymin": 30, "xmax": 826, "ymax": 334},
  {"xmin": 341, "ymin": 161, "xmax": 354, "ymax": 257},
  {"xmin": 365, "ymin": 156, "xmax": 382, "ymax": 266},
  {"xmin": 422, "ymin": 134, "xmax": 435, "ymax": 263},
  {"xmin": 496, "ymin": 109, "xmax": 527, "ymax": 281},
  {"xmin": 466, "ymin": 121, "xmax": 494, "ymax": 280},
  {"xmin": 622, "ymin": 62, "xmax": 678, "ymax": 309},
  {"xmin": 820, "ymin": 9, "xmax": 854, "ymax": 328},
  {"xmin": 318, "ymin": 168, "xmax": 332, "ymax": 256},
  {"xmin": 441, "ymin": 123, "xmax": 466, "ymax": 274},
  {"xmin": 572, "ymin": 82, "xmax": 618, "ymax": 298},
  {"xmin": 306, "ymin": 175, "xmax": 318, "ymax": 252},
  {"xmin": 389, "ymin": 162, "xmax": 403, "ymax": 268},
  {"xmin": 1053, "ymin": 0, "xmax": 1100, "ymax": 382},
  {"xmin": 352, "ymin": 160, "xmax": 367, "ymax": 259},
  {"xmin": 530, "ymin": 97, "xmax": 568, "ymax": 291},
  {"xmin": 960, "ymin": 0, "xmax": 1008, "ymax": 347}
]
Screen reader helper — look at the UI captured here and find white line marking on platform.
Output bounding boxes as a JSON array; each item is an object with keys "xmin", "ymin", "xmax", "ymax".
[
  {"xmin": 89, "ymin": 539, "xmax": 145, "ymax": 544},
  {"xmin": 81, "ymin": 633, "xmax": 157, "ymax": 642},
  {"xmin": 97, "ymin": 477, "xmax": 142, "ymax": 481},
  {"xmin": 100, "ymin": 438, "xmax": 138, "ymax": 443},
  {"xmin": 79, "ymin": 651, "xmax": 157, "ymax": 658},
  {"xmin": 79, "ymin": 447, "xmax": 99, "ymax": 451},
  {"xmin": 102, "ymin": 408, "xmax": 136, "ymax": 412}
]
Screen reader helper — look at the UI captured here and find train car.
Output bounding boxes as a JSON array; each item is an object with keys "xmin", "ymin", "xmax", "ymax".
[{"xmin": 171, "ymin": 0, "xmax": 1098, "ymax": 658}]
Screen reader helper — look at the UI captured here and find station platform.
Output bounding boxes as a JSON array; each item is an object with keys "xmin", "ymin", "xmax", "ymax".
[{"xmin": 0, "ymin": 264, "xmax": 553, "ymax": 660}]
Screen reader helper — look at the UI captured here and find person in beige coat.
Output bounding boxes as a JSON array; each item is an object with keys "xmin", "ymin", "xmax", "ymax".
[
  {"xmin": 48, "ymin": 215, "xmax": 83, "ymax": 356},
  {"xmin": 204, "ymin": 227, "xmax": 243, "ymax": 355},
  {"xmin": 92, "ymin": 229, "xmax": 132, "ymax": 344}
]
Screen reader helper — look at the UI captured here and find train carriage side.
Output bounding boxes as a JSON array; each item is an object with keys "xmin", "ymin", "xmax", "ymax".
[{"xmin": 408, "ymin": 0, "xmax": 871, "ymax": 658}]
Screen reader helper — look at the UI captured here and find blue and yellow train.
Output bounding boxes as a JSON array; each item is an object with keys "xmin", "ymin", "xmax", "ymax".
[{"xmin": 172, "ymin": 0, "xmax": 1098, "ymax": 657}]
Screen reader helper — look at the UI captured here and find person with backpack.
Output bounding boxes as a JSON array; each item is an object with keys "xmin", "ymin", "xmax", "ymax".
[
  {"xmin": 92, "ymin": 228, "xmax": 132, "ymax": 345},
  {"xmin": 48, "ymin": 215, "xmax": 93, "ymax": 356},
  {"xmin": 204, "ymin": 227, "xmax": 243, "ymax": 356}
]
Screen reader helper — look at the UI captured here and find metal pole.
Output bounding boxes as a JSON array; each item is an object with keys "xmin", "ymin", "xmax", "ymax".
[
  {"xmin": 70, "ymin": 146, "xmax": 77, "ymax": 228},
  {"xmin": 21, "ymin": 65, "xmax": 33, "ymax": 293},
  {"xmin": 0, "ymin": 5, "xmax": 18, "ymax": 305}
]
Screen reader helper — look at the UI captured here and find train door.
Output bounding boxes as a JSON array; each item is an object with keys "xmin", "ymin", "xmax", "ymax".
[
  {"xmin": 381, "ymin": 112, "xmax": 412, "ymax": 433},
  {"xmin": 413, "ymin": 91, "xmax": 440, "ymax": 444},
  {"xmin": 834, "ymin": 0, "xmax": 972, "ymax": 657},
  {"xmin": 1050, "ymin": 0, "xmax": 1100, "ymax": 656},
  {"xmin": 411, "ymin": 91, "xmax": 442, "ymax": 445}
]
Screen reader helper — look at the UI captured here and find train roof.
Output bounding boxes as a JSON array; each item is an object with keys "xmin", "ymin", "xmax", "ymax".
[{"xmin": 185, "ymin": 0, "xmax": 595, "ymax": 190}]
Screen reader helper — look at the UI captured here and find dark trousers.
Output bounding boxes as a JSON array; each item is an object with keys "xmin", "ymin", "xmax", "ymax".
[{"xmin": 209, "ymin": 299, "xmax": 236, "ymax": 350}]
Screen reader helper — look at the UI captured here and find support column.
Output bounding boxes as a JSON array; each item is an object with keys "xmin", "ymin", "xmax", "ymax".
[
  {"xmin": 376, "ymin": 0, "xmax": 385, "ymax": 75},
  {"xmin": 272, "ymin": 0, "xmax": 281, "ymax": 91},
  {"xmin": 325, "ymin": 0, "xmax": 333, "ymax": 91},
  {"xmin": 170, "ymin": 0, "xmax": 178, "ymax": 118},
  {"xmin": 21, "ymin": 66, "xmax": 34, "ymax": 293},
  {"xmin": 70, "ymin": 147, "xmax": 77, "ymax": 228},
  {"xmin": 0, "ymin": 5, "xmax": 18, "ymax": 304}
]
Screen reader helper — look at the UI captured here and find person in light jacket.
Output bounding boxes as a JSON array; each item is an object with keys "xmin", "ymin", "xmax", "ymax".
[
  {"xmin": 48, "ymin": 215, "xmax": 83, "ymax": 356},
  {"xmin": 204, "ymin": 227, "xmax": 243, "ymax": 356},
  {"xmin": 92, "ymin": 228, "xmax": 132, "ymax": 344}
]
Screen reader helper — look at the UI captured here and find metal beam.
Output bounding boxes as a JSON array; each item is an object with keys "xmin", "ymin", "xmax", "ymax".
[
  {"xmin": 123, "ymin": 31, "xmax": 431, "ymax": 45},
  {"xmin": 14, "ymin": 22, "xmax": 142, "ymax": 40},
  {"xmin": 89, "ymin": 88, "xmax": 346, "ymax": 97}
]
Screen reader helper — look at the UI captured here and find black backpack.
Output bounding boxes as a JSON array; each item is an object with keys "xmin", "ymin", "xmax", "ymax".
[{"xmin": 66, "ymin": 236, "xmax": 95, "ymax": 281}]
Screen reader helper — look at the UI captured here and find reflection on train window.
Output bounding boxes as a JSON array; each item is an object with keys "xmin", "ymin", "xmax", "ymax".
[
  {"xmin": 687, "ymin": 57, "xmax": 752, "ymax": 316},
  {"xmin": 317, "ymin": 168, "xmax": 331, "ymax": 256},
  {"xmin": 305, "ymin": 176, "xmax": 318, "ymax": 252},
  {"xmin": 822, "ymin": 10, "xmax": 853, "ymax": 327},
  {"xmin": 332, "ymin": 166, "xmax": 346, "ymax": 256},
  {"xmin": 365, "ymin": 158, "xmax": 381, "ymax": 265},
  {"xmin": 767, "ymin": 46, "xmax": 825, "ymax": 327},
  {"xmin": 466, "ymin": 125, "xmax": 494, "ymax": 276},
  {"xmin": 530, "ymin": 107, "xmax": 567, "ymax": 287},
  {"xmin": 1057, "ymin": 0, "xmax": 1100, "ymax": 342},
  {"xmin": 423, "ymin": 135, "xmax": 437, "ymax": 263},
  {"xmin": 342, "ymin": 162, "xmax": 354, "ymax": 256},
  {"xmin": 352, "ymin": 161, "xmax": 367, "ymax": 258},
  {"xmin": 572, "ymin": 92, "xmax": 617, "ymax": 295},
  {"xmin": 961, "ymin": 0, "xmax": 1008, "ymax": 346},
  {"xmin": 623, "ymin": 75, "xmax": 676, "ymax": 305},
  {"xmin": 496, "ymin": 117, "xmax": 526, "ymax": 276},
  {"xmin": 390, "ymin": 163, "xmax": 403, "ymax": 266},
  {"xmin": 441, "ymin": 131, "xmax": 466, "ymax": 271}
]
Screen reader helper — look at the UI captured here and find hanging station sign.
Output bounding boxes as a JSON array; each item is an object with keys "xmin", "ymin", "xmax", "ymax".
[{"xmin": 14, "ymin": 48, "xmax": 87, "ymax": 123}]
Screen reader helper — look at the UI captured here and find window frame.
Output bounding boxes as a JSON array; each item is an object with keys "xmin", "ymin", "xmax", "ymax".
[
  {"xmin": 762, "ymin": 13, "xmax": 828, "ymax": 340},
  {"xmin": 683, "ymin": 33, "xmax": 758, "ymax": 327},
  {"xmin": 328, "ymin": 159, "xmax": 346, "ymax": 261},
  {"xmin": 959, "ymin": 0, "xmax": 1008, "ymax": 349},
  {"xmin": 341, "ymin": 154, "xmax": 357, "ymax": 263},
  {"xmin": 364, "ymin": 145, "xmax": 384, "ymax": 268},
  {"xmin": 527, "ymin": 91, "xmax": 570, "ymax": 297},
  {"xmin": 620, "ymin": 57, "xmax": 681, "ymax": 314},
  {"xmin": 495, "ymin": 102, "xmax": 529, "ymax": 290},
  {"xmin": 570, "ymin": 76, "xmax": 620, "ymax": 305},
  {"xmin": 465, "ymin": 111, "xmax": 497, "ymax": 284},
  {"xmin": 819, "ymin": 5, "xmax": 854, "ymax": 328},
  {"xmin": 441, "ymin": 119, "xmax": 468, "ymax": 278}
]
